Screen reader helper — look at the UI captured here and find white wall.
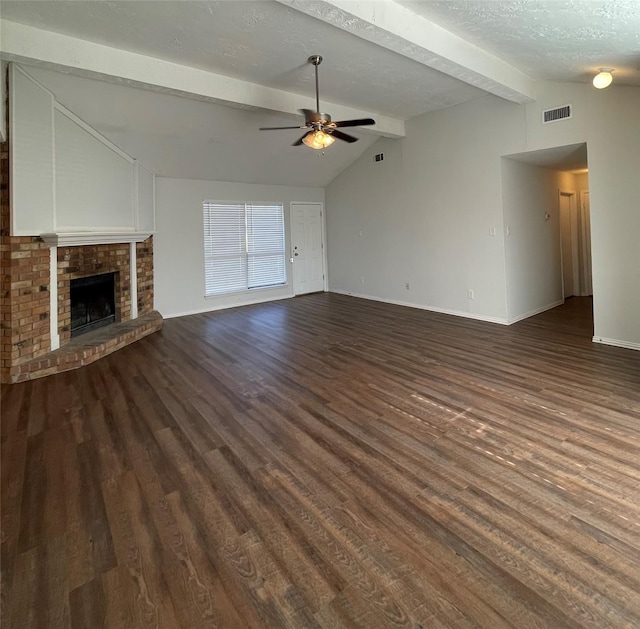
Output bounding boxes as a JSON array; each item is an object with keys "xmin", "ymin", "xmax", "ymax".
[
  {"xmin": 325, "ymin": 137, "xmax": 417, "ymax": 309},
  {"xmin": 524, "ymin": 83, "xmax": 640, "ymax": 349},
  {"xmin": 327, "ymin": 94, "xmax": 524, "ymax": 324},
  {"xmin": 136, "ymin": 162, "xmax": 155, "ymax": 232},
  {"xmin": 327, "ymin": 82, "xmax": 640, "ymax": 348},
  {"xmin": 1, "ymin": 62, "xmax": 6, "ymax": 143},
  {"xmin": 501, "ymin": 160, "xmax": 572, "ymax": 321},
  {"xmin": 154, "ymin": 177, "xmax": 324, "ymax": 318},
  {"xmin": 10, "ymin": 64, "xmax": 54, "ymax": 234}
]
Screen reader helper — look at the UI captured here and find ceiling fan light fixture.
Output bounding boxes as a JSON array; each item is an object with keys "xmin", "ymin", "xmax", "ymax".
[
  {"xmin": 302, "ymin": 130, "xmax": 335, "ymax": 149},
  {"xmin": 593, "ymin": 69, "xmax": 613, "ymax": 89}
]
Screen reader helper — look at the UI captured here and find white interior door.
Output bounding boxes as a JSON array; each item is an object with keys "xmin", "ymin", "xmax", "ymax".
[
  {"xmin": 291, "ymin": 203, "xmax": 325, "ymax": 295},
  {"xmin": 559, "ymin": 192, "xmax": 578, "ymax": 298}
]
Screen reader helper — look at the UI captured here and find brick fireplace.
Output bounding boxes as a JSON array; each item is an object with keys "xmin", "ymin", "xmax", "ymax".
[{"xmin": 0, "ymin": 141, "xmax": 162, "ymax": 383}]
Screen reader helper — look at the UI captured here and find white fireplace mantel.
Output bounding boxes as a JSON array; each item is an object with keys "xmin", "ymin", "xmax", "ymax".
[{"xmin": 40, "ymin": 231, "xmax": 153, "ymax": 247}]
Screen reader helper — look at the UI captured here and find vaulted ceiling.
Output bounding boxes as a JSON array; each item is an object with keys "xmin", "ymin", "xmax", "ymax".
[{"xmin": 1, "ymin": 1, "xmax": 638, "ymax": 186}]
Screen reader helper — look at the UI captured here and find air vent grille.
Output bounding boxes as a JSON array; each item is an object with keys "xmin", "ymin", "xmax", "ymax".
[{"xmin": 542, "ymin": 104, "xmax": 572, "ymax": 124}]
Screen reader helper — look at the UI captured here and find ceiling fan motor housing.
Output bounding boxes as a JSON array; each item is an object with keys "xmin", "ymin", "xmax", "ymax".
[{"xmin": 306, "ymin": 111, "xmax": 332, "ymax": 126}]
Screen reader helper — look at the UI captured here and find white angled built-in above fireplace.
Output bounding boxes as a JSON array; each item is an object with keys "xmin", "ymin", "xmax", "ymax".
[{"xmin": 10, "ymin": 63, "xmax": 155, "ymax": 244}]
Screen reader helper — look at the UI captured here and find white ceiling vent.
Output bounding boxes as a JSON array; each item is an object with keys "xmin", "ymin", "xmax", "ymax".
[{"xmin": 542, "ymin": 104, "xmax": 572, "ymax": 124}]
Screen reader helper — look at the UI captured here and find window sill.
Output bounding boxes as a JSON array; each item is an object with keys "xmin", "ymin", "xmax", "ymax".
[{"xmin": 204, "ymin": 284, "xmax": 290, "ymax": 300}]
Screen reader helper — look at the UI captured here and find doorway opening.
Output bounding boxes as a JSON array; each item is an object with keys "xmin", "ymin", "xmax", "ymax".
[{"xmin": 501, "ymin": 142, "xmax": 592, "ymax": 333}]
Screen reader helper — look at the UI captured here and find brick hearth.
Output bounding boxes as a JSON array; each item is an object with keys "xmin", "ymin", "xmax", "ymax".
[{"xmin": 10, "ymin": 310, "xmax": 162, "ymax": 382}]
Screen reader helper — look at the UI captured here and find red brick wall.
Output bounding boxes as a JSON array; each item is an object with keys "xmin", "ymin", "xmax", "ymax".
[
  {"xmin": 0, "ymin": 143, "xmax": 10, "ymax": 373},
  {"xmin": 136, "ymin": 237, "xmax": 154, "ymax": 315},
  {"xmin": 1, "ymin": 142, "xmax": 52, "ymax": 381}
]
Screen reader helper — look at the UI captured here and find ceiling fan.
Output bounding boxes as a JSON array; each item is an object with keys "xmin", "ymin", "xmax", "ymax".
[{"xmin": 259, "ymin": 55, "xmax": 376, "ymax": 149}]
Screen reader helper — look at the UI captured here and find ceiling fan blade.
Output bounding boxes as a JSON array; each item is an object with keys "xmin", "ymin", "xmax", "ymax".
[
  {"xmin": 259, "ymin": 125, "xmax": 307, "ymax": 130},
  {"xmin": 328, "ymin": 129, "xmax": 358, "ymax": 143},
  {"xmin": 331, "ymin": 118, "xmax": 376, "ymax": 128},
  {"xmin": 293, "ymin": 132, "xmax": 311, "ymax": 146}
]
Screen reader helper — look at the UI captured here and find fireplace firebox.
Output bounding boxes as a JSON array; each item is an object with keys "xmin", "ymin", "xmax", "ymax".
[{"xmin": 70, "ymin": 273, "xmax": 116, "ymax": 338}]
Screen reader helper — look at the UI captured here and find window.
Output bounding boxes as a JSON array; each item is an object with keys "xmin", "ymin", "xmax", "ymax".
[{"xmin": 203, "ymin": 202, "xmax": 286, "ymax": 296}]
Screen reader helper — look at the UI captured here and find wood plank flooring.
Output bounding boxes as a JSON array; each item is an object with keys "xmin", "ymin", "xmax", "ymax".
[{"xmin": 2, "ymin": 293, "xmax": 640, "ymax": 628}]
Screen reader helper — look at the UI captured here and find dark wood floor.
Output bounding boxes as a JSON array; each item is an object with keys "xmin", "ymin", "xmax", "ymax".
[{"xmin": 2, "ymin": 293, "xmax": 640, "ymax": 628}]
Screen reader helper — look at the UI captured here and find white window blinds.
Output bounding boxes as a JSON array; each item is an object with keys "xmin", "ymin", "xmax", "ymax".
[{"xmin": 203, "ymin": 202, "xmax": 286, "ymax": 296}]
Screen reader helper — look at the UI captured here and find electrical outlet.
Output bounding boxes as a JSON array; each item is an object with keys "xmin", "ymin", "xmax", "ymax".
[
  {"xmin": 467, "ymin": 289, "xmax": 474, "ymax": 299},
  {"xmin": 405, "ymin": 283, "xmax": 410, "ymax": 290},
  {"xmin": 489, "ymin": 227, "xmax": 497, "ymax": 236}
]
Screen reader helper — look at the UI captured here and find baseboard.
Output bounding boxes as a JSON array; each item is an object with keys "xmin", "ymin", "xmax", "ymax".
[
  {"xmin": 162, "ymin": 293, "xmax": 293, "ymax": 319},
  {"xmin": 592, "ymin": 336, "xmax": 640, "ymax": 351},
  {"xmin": 507, "ymin": 299, "xmax": 564, "ymax": 324},
  {"xmin": 329, "ymin": 289, "xmax": 509, "ymax": 325}
]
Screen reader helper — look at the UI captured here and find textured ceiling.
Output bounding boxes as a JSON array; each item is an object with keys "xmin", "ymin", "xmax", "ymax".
[
  {"xmin": 398, "ymin": 0, "xmax": 640, "ymax": 85},
  {"xmin": 1, "ymin": 0, "xmax": 637, "ymax": 185},
  {"xmin": 0, "ymin": 0, "xmax": 483, "ymax": 120}
]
